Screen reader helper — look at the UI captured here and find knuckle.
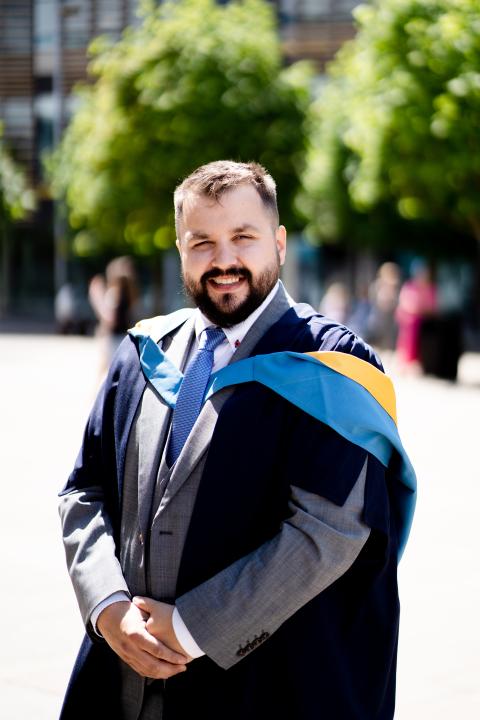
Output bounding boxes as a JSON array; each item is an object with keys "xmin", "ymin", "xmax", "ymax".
[
  {"xmin": 165, "ymin": 663, "xmax": 185, "ymax": 678},
  {"xmin": 158, "ymin": 643, "xmax": 173, "ymax": 661},
  {"xmin": 145, "ymin": 659, "xmax": 162, "ymax": 679},
  {"xmin": 154, "ymin": 644, "xmax": 166, "ymax": 659},
  {"xmin": 118, "ymin": 639, "xmax": 131, "ymax": 655}
]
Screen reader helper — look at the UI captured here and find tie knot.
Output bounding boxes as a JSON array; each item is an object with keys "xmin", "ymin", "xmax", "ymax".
[{"xmin": 199, "ymin": 326, "xmax": 225, "ymax": 352}]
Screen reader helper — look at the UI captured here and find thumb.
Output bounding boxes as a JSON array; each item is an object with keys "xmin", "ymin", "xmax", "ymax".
[
  {"xmin": 132, "ymin": 596, "xmax": 150, "ymax": 610},
  {"xmin": 132, "ymin": 596, "xmax": 150, "ymax": 622}
]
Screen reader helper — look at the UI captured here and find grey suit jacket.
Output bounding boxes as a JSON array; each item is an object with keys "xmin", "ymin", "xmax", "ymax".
[{"xmin": 59, "ymin": 283, "xmax": 370, "ymax": 680}]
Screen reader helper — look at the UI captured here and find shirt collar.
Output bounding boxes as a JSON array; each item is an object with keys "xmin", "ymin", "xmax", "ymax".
[{"xmin": 194, "ymin": 281, "xmax": 292, "ymax": 353}]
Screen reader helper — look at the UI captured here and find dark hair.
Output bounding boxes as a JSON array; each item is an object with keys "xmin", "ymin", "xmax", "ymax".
[{"xmin": 174, "ymin": 160, "xmax": 279, "ymax": 234}]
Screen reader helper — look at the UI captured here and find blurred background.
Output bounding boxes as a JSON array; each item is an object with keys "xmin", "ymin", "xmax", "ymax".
[{"xmin": 0, "ymin": 1, "xmax": 479, "ymax": 718}]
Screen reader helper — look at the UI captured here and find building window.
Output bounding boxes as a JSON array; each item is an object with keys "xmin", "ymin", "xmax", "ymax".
[
  {"xmin": 34, "ymin": 0, "xmax": 54, "ymax": 74},
  {"xmin": 277, "ymin": 0, "xmax": 359, "ymax": 20},
  {"xmin": 2, "ymin": 98, "xmax": 33, "ymax": 141},
  {"xmin": 1, "ymin": 3, "xmax": 32, "ymax": 55},
  {"xmin": 63, "ymin": 1, "xmax": 91, "ymax": 49},
  {"xmin": 96, "ymin": 0, "xmax": 122, "ymax": 32}
]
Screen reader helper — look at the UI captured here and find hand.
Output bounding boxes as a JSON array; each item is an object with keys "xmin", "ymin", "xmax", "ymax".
[
  {"xmin": 97, "ymin": 600, "xmax": 188, "ymax": 679},
  {"xmin": 133, "ymin": 597, "xmax": 193, "ymax": 662}
]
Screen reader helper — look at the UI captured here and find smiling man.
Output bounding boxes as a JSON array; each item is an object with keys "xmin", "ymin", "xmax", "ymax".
[
  {"xmin": 59, "ymin": 161, "xmax": 414, "ymax": 720},
  {"xmin": 177, "ymin": 177, "xmax": 285, "ymax": 327}
]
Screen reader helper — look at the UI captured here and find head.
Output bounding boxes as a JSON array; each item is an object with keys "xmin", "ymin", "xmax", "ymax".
[
  {"xmin": 105, "ymin": 256, "xmax": 138, "ymax": 303},
  {"xmin": 410, "ymin": 258, "xmax": 431, "ymax": 284},
  {"xmin": 174, "ymin": 160, "xmax": 286, "ymax": 327}
]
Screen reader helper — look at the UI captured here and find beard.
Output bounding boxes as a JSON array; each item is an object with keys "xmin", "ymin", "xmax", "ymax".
[{"xmin": 182, "ymin": 261, "xmax": 280, "ymax": 328}]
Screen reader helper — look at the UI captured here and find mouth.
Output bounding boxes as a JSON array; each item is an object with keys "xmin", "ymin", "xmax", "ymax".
[{"xmin": 208, "ymin": 275, "xmax": 246, "ymax": 292}]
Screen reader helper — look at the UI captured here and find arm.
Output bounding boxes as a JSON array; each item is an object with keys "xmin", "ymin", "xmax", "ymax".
[
  {"xmin": 59, "ymin": 483, "xmax": 131, "ymax": 626},
  {"xmin": 59, "ymin": 375, "xmax": 130, "ymax": 626},
  {"xmin": 172, "ymin": 458, "xmax": 370, "ymax": 669},
  {"xmin": 59, "ymin": 353, "xmax": 188, "ymax": 678}
]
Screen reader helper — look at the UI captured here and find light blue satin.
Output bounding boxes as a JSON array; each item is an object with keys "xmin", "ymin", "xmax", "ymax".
[
  {"xmin": 129, "ymin": 308, "xmax": 194, "ymax": 408},
  {"xmin": 207, "ymin": 353, "xmax": 416, "ymax": 560}
]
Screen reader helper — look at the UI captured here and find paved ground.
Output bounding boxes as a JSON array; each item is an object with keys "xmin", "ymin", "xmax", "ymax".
[{"xmin": 0, "ymin": 334, "xmax": 479, "ymax": 719}]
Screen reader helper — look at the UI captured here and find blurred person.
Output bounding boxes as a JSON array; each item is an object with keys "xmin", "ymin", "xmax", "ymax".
[
  {"xmin": 367, "ymin": 262, "xmax": 402, "ymax": 350},
  {"xmin": 59, "ymin": 161, "xmax": 416, "ymax": 720},
  {"xmin": 89, "ymin": 256, "xmax": 140, "ymax": 375},
  {"xmin": 55, "ymin": 282, "xmax": 92, "ymax": 335},
  {"xmin": 347, "ymin": 283, "xmax": 374, "ymax": 340},
  {"xmin": 395, "ymin": 259, "xmax": 437, "ymax": 373},
  {"xmin": 318, "ymin": 280, "xmax": 351, "ymax": 325},
  {"xmin": 55, "ymin": 282, "xmax": 77, "ymax": 335}
]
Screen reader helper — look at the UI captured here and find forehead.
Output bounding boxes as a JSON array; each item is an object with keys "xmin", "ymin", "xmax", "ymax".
[{"xmin": 179, "ymin": 184, "xmax": 273, "ymax": 234}]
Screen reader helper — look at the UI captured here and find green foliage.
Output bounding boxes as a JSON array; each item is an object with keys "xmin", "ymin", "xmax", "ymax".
[
  {"xmin": 0, "ymin": 125, "xmax": 35, "ymax": 224},
  {"xmin": 49, "ymin": 0, "xmax": 312, "ymax": 256},
  {"xmin": 300, "ymin": 0, "xmax": 480, "ymax": 253}
]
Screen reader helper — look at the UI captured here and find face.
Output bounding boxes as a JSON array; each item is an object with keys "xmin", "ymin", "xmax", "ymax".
[{"xmin": 176, "ymin": 184, "xmax": 286, "ymax": 327}]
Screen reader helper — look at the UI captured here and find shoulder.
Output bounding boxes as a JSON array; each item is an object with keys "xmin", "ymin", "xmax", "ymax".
[
  {"xmin": 311, "ymin": 316, "xmax": 383, "ymax": 371},
  {"xmin": 130, "ymin": 308, "xmax": 195, "ymax": 344},
  {"xmin": 106, "ymin": 307, "xmax": 196, "ymax": 385},
  {"xmin": 109, "ymin": 333, "xmax": 140, "ymax": 375},
  {"xmin": 294, "ymin": 304, "xmax": 383, "ymax": 371}
]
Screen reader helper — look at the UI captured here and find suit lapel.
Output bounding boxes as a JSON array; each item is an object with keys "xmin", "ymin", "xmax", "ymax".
[
  {"xmin": 164, "ymin": 284, "xmax": 293, "ymax": 503},
  {"xmin": 137, "ymin": 315, "xmax": 195, "ymax": 537}
]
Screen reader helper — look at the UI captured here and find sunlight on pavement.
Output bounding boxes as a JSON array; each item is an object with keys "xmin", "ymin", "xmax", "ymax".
[{"xmin": 0, "ymin": 335, "xmax": 478, "ymax": 719}]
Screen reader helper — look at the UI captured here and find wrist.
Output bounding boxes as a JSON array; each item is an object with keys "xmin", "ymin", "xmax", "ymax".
[{"xmin": 97, "ymin": 599, "xmax": 131, "ymax": 635}]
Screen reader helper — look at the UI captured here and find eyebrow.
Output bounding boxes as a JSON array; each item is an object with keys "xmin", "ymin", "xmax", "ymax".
[
  {"xmin": 188, "ymin": 224, "xmax": 261, "ymax": 241},
  {"xmin": 231, "ymin": 224, "xmax": 261, "ymax": 234}
]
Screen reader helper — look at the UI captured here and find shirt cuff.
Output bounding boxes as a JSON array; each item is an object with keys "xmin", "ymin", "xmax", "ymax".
[
  {"xmin": 172, "ymin": 607, "xmax": 205, "ymax": 658},
  {"xmin": 90, "ymin": 591, "xmax": 131, "ymax": 636}
]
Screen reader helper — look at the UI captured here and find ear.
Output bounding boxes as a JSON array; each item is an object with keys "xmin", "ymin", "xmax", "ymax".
[
  {"xmin": 175, "ymin": 237, "xmax": 181, "ymax": 254},
  {"xmin": 275, "ymin": 225, "xmax": 287, "ymax": 266}
]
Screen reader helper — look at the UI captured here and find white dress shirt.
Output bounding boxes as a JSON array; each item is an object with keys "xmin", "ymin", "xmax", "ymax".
[{"xmin": 91, "ymin": 282, "xmax": 294, "ymax": 657}]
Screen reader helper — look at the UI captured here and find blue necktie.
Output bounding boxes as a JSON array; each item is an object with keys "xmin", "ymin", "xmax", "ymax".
[{"xmin": 167, "ymin": 326, "xmax": 226, "ymax": 466}]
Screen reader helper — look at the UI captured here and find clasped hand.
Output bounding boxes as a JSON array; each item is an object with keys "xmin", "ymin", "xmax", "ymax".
[{"xmin": 97, "ymin": 597, "xmax": 192, "ymax": 679}]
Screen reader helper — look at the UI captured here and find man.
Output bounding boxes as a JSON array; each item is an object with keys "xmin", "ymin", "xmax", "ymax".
[{"xmin": 59, "ymin": 161, "xmax": 415, "ymax": 720}]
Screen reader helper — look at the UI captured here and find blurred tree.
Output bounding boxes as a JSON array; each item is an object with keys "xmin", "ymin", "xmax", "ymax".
[
  {"xmin": 0, "ymin": 124, "xmax": 35, "ymax": 314},
  {"xmin": 49, "ymin": 0, "xmax": 312, "ymax": 257},
  {"xmin": 0, "ymin": 124, "xmax": 35, "ymax": 224},
  {"xmin": 300, "ymin": 0, "xmax": 480, "ymax": 257}
]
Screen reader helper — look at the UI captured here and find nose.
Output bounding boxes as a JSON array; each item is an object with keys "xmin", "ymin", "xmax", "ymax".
[{"xmin": 211, "ymin": 240, "xmax": 238, "ymax": 270}]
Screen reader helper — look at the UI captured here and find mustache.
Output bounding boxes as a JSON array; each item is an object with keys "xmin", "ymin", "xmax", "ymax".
[{"xmin": 200, "ymin": 267, "xmax": 252, "ymax": 284}]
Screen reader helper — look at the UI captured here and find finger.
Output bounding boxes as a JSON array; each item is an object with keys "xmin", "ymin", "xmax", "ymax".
[
  {"xmin": 127, "ymin": 648, "xmax": 187, "ymax": 680},
  {"xmin": 132, "ymin": 649, "xmax": 187, "ymax": 679},
  {"xmin": 138, "ymin": 628, "xmax": 188, "ymax": 664},
  {"xmin": 145, "ymin": 617, "xmax": 155, "ymax": 634},
  {"xmin": 132, "ymin": 596, "xmax": 150, "ymax": 611},
  {"xmin": 132, "ymin": 597, "xmax": 153, "ymax": 622},
  {"xmin": 129, "ymin": 597, "xmax": 149, "ymax": 622}
]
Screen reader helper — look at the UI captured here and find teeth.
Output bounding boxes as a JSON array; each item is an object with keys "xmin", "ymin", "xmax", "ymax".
[{"xmin": 213, "ymin": 277, "xmax": 240, "ymax": 285}]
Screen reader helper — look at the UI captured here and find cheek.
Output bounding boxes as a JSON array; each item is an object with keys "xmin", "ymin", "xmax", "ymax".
[
  {"xmin": 242, "ymin": 245, "xmax": 278, "ymax": 269},
  {"xmin": 182, "ymin": 254, "xmax": 205, "ymax": 279}
]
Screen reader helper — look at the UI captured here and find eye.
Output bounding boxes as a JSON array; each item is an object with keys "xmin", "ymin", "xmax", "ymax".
[{"xmin": 235, "ymin": 234, "xmax": 254, "ymax": 241}]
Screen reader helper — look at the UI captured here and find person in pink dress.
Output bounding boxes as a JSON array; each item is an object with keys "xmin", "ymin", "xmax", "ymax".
[{"xmin": 395, "ymin": 260, "xmax": 437, "ymax": 371}]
